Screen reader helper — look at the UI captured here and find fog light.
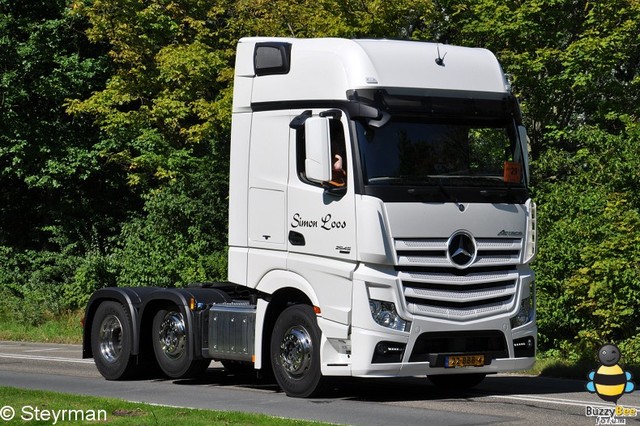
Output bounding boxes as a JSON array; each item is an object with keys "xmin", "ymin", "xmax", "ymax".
[
  {"xmin": 369, "ymin": 300, "xmax": 410, "ymax": 332},
  {"xmin": 514, "ymin": 336, "xmax": 536, "ymax": 357},
  {"xmin": 372, "ymin": 341, "xmax": 406, "ymax": 363},
  {"xmin": 510, "ymin": 296, "xmax": 533, "ymax": 329}
]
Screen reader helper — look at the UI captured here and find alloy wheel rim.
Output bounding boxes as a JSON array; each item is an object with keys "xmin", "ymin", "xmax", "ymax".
[
  {"xmin": 279, "ymin": 325, "xmax": 312, "ymax": 378},
  {"xmin": 158, "ymin": 311, "xmax": 186, "ymax": 359},
  {"xmin": 99, "ymin": 314, "xmax": 123, "ymax": 363}
]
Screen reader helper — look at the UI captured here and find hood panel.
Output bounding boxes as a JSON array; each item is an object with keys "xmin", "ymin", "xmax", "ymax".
[{"xmin": 384, "ymin": 202, "xmax": 526, "ymax": 240}]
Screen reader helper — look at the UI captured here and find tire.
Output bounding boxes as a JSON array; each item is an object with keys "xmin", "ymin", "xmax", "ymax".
[
  {"xmin": 270, "ymin": 304, "xmax": 324, "ymax": 398},
  {"xmin": 152, "ymin": 307, "xmax": 210, "ymax": 379},
  {"xmin": 428, "ymin": 373, "xmax": 486, "ymax": 390},
  {"xmin": 91, "ymin": 301, "xmax": 136, "ymax": 380}
]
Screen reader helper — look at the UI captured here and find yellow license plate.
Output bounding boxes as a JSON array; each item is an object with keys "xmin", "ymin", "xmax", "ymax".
[{"xmin": 445, "ymin": 355, "xmax": 485, "ymax": 368}]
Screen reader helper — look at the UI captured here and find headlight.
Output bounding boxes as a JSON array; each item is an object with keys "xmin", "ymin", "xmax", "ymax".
[
  {"xmin": 510, "ymin": 295, "xmax": 534, "ymax": 329},
  {"xmin": 369, "ymin": 300, "xmax": 410, "ymax": 332}
]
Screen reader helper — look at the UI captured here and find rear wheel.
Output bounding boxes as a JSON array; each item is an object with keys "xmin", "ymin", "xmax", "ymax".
[
  {"xmin": 270, "ymin": 304, "xmax": 324, "ymax": 398},
  {"xmin": 428, "ymin": 373, "xmax": 486, "ymax": 390},
  {"xmin": 91, "ymin": 301, "xmax": 136, "ymax": 380},
  {"xmin": 152, "ymin": 307, "xmax": 210, "ymax": 378}
]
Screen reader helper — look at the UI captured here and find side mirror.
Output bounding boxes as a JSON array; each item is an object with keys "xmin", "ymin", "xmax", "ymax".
[
  {"xmin": 304, "ymin": 116, "xmax": 332, "ymax": 184},
  {"xmin": 517, "ymin": 125, "xmax": 530, "ymax": 186}
]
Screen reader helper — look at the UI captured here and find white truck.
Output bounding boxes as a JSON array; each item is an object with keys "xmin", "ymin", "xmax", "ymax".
[{"xmin": 83, "ymin": 37, "xmax": 537, "ymax": 398}]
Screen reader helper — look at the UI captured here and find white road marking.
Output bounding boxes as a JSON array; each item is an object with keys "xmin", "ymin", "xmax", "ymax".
[
  {"xmin": 24, "ymin": 347, "xmax": 62, "ymax": 353},
  {"xmin": 486, "ymin": 393, "xmax": 640, "ymax": 410},
  {"xmin": 0, "ymin": 353, "xmax": 94, "ymax": 364}
]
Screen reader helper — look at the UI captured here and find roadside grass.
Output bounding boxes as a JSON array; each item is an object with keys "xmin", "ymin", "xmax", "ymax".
[
  {"xmin": 0, "ymin": 386, "xmax": 328, "ymax": 425},
  {"xmin": 530, "ymin": 356, "xmax": 640, "ymax": 381},
  {"xmin": 525, "ymin": 357, "xmax": 597, "ymax": 380},
  {"xmin": 0, "ymin": 310, "xmax": 83, "ymax": 344}
]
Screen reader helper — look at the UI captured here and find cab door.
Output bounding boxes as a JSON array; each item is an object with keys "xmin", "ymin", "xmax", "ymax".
[
  {"xmin": 286, "ymin": 109, "xmax": 357, "ymax": 324},
  {"xmin": 287, "ymin": 109, "xmax": 357, "ymax": 261}
]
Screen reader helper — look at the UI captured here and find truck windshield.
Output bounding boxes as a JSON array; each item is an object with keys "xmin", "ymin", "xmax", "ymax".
[
  {"xmin": 349, "ymin": 89, "xmax": 529, "ymax": 203},
  {"xmin": 357, "ymin": 118, "xmax": 524, "ymax": 188}
]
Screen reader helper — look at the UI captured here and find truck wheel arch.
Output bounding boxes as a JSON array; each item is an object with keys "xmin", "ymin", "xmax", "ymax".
[
  {"xmin": 254, "ymin": 271, "xmax": 319, "ymax": 374},
  {"xmin": 255, "ymin": 270, "xmax": 320, "ymax": 308},
  {"xmin": 83, "ymin": 288, "xmax": 142, "ymax": 359}
]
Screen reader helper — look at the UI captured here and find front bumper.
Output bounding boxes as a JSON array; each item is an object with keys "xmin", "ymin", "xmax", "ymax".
[
  {"xmin": 347, "ymin": 320, "xmax": 536, "ymax": 377},
  {"xmin": 320, "ymin": 264, "xmax": 536, "ymax": 378}
]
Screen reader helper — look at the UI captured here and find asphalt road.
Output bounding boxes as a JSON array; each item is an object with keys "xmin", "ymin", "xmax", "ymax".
[{"xmin": 0, "ymin": 341, "xmax": 638, "ymax": 425}]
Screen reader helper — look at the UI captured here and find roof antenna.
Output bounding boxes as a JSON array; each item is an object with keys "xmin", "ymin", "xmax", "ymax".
[
  {"xmin": 435, "ymin": 44, "xmax": 447, "ymax": 66},
  {"xmin": 287, "ymin": 23, "xmax": 295, "ymax": 37}
]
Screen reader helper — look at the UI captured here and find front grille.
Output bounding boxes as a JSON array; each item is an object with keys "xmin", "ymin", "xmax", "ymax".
[
  {"xmin": 396, "ymin": 238, "xmax": 522, "ymax": 267},
  {"xmin": 396, "ymin": 237, "xmax": 522, "ymax": 321}
]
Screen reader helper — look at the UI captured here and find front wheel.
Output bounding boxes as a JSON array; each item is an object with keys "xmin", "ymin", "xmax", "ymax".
[
  {"xmin": 91, "ymin": 301, "xmax": 136, "ymax": 380},
  {"xmin": 270, "ymin": 304, "xmax": 324, "ymax": 398},
  {"xmin": 152, "ymin": 307, "xmax": 210, "ymax": 379}
]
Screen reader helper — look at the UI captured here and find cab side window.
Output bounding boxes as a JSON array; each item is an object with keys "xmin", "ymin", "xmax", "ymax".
[{"xmin": 329, "ymin": 119, "xmax": 347, "ymax": 187}]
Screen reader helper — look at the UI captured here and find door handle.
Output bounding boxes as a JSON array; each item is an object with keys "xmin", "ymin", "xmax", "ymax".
[{"xmin": 288, "ymin": 231, "xmax": 306, "ymax": 246}]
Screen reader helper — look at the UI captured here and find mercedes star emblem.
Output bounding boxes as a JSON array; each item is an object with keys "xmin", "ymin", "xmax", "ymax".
[{"xmin": 447, "ymin": 231, "xmax": 477, "ymax": 268}]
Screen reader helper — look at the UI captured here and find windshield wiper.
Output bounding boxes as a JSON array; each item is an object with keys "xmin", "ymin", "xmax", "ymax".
[
  {"xmin": 367, "ymin": 175, "xmax": 437, "ymax": 185},
  {"xmin": 405, "ymin": 178, "xmax": 458, "ymax": 204},
  {"xmin": 367, "ymin": 176, "xmax": 406, "ymax": 184}
]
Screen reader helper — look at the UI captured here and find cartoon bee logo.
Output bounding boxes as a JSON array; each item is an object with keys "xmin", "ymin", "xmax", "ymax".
[{"xmin": 586, "ymin": 344, "xmax": 635, "ymax": 403}]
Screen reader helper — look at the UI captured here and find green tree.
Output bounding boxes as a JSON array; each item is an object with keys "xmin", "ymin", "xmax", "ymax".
[
  {"xmin": 534, "ymin": 121, "xmax": 640, "ymax": 360},
  {"xmin": 0, "ymin": 0, "xmax": 129, "ymax": 251},
  {"xmin": 0, "ymin": 0, "xmax": 134, "ymax": 322},
  {"xmin": 68, "ymin": 0, "xmax": 237, "ymax": 286},
  {"xmin": 115, "ymin": 157, "xmax": 229, "ymax": 287},
  {"xmin": 67, "ymin": 0, "xmax": 234, "ymax": 189},
  {"xmin": 229, "ymin": 0, "xmax": 434, "ymax": 38}
]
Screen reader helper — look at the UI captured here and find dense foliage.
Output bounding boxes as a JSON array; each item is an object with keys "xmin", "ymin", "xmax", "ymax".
[{"xmin": 1, "ymin": 0, "xmax": 638, "ymax": 363}]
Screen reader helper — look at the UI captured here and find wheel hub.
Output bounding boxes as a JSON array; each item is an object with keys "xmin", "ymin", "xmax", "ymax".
[
  {"xmin": 158, "ymin": 311, "xmax": 186, "ymax": 359},
  {"xmin": 98, "ymin": 314, "xmax": 123, "ymax": 363},
  {"xmin": 279, "ymin": 326, "xmax": 312, "ymax": 378}
]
